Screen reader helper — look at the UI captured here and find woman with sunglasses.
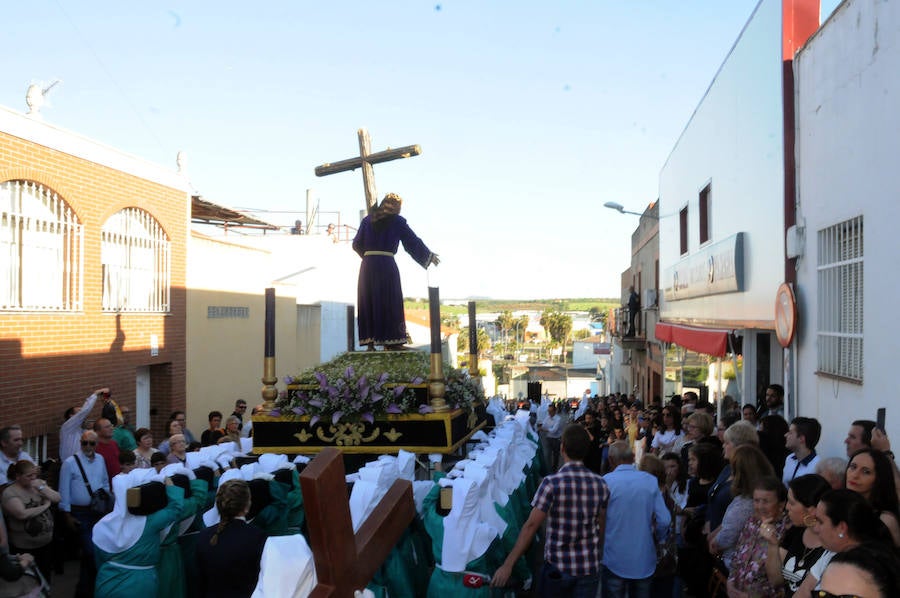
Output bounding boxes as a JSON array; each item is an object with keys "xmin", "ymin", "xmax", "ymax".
[{"xmin": 817, "ymin": 543, "xmax": 900, "ymax": 598}]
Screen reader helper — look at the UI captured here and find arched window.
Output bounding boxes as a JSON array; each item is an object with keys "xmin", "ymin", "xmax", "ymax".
[
  {"xmin": 0, "ymin": 180, "xmax": 83, "ymax": 311},
  {"xmin": 101, "ymin": 208, "xmax": 170, "ymax": 312}
]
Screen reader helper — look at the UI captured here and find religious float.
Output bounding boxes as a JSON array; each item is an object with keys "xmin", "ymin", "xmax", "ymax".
[
  {"xmin": 253, "ymin": 351, "xmax": 487, "ymax": 454},
  {"xmin": 251, "ymin": 288, "xmax": 489, "ymax": 456}
]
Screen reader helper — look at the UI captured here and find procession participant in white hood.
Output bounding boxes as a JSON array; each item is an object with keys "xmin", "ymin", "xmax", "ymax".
[
  {"xmin": 156, "ymin": 464, "xmax": 208, "ymax": 598},
  {"xmin": 423, "ymin": 474, "xmax": 500, "ymax": 594},
  {"xmin": 92, "ymin": 468, "xmax": 185, "ymax": 597}
]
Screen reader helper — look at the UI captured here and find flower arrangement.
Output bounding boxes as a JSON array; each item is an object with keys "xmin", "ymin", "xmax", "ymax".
[{"xmin": 274, "ymin": 351, "xmax": 484, "ymax": 425}]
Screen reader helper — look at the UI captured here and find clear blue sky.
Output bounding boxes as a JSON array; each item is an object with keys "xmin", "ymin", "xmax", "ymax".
[{"xmin": 3, "ymin": 1, "xmax": 840, "ymax": 299}]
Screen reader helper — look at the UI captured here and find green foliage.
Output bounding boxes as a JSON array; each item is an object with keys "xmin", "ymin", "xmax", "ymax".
[
  {"xmin": 681, "ymin": 366, "xmax": 706, "ymax": 385},
  {"xmin": 495, "ymin": 310, "xmax": 514, "ymax": 334},
  {"xmin": 573, "ymin": 329, "xmax": 591, "ymax": 340},
  {"xmin": 441, "ymin": 314, "xmax": 459, "ymax": 330},
  {"xmin": 404, "ymin": 298, "xmax": 619, "ymax": 317},
  {"xmin": 516, "ymin": 314, "xmax": 530, "ymax": 332},
  {"xmin": 277, "ymin": 351, "xmax": 484, "ymax": 422},
  {"xmin": 540, "ymin": 310, "xmax": 573, "ymax": 344},
  {"xmin": 457, "ymin": 327, "xmax": 491, "ymax": 353}
]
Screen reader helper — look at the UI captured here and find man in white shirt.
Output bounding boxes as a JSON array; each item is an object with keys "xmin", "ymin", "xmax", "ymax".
[
  {"xmin": 783, "ymin": 417, "xmax": 821, "ymax": 486},
  {"xmin": 0, "ymin": 425, "xmax": 35, "ymax": 484},
  {"xmin": 59, "ymin": 430, "xmax": 109, "ymax": 597},
  {"xmin": 540, "ymin": 403, "xmax": 563, "ymax": 472},
  {"xmin": 59, "ymin": 388, "xmax": 106, "ymax": 462}
]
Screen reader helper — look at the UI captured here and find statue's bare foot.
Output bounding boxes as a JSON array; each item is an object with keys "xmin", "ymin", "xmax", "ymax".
[{"xmin": 385, "ymin": 344, "xmax": 409, "ymax": 351}]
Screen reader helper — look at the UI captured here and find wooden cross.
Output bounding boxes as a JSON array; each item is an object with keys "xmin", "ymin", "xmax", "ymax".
[
  {"xmin": 299, "ymin": 447, "xmax": 415, "ymax": 598},
  {"xmin": 315, "ymin": 128, "xmax": 422, "ymax": 212}
]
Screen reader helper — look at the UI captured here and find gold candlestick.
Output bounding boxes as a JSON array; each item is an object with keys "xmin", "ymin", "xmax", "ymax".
[
  {"xmin": 429, "ymin": 353, "xmax": 449, "ymax": 412},
  {"xmin": 261, "ymin": 356, "xmax": 278, "ymax": 411}
]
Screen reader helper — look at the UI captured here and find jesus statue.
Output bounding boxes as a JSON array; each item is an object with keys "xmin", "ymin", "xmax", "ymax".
[{"xmin": 352, "ymin": 193, "xmax": 439, "ymax": 350}]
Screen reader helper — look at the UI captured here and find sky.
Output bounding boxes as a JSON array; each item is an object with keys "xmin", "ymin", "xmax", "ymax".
[{"xmin": 3, "ymin": 1, "xmax": 841, "ymax": 300}]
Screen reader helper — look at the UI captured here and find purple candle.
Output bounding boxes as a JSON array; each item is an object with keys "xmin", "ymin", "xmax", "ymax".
[
  {"xmin": 264, "ymin": 288, "xmax": 275, "ymax": 357},
  {"xmin": 428, "ymin": 286, "xmax": 441, "ymax": 354}
]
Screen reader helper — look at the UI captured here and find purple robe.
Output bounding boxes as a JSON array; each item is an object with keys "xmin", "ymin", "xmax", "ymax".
[{"xmin": 352, "ymin": 214, "xmax": 433, "ymax": 346}]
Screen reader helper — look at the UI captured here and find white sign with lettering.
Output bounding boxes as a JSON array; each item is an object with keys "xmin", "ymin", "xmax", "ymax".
[{"xmin": 663, "ymin": 233, "xmax": 745, "ymax": 301}]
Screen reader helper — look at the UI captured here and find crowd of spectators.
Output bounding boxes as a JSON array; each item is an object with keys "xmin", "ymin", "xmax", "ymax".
[
  {"xmin": 5, "ymin": 381, "xmax": 900, "ymax": 597},
  {"xmin": 518, "ymin": 385, "xmax": 900, "ymax": 597},
  {"xmin": 0, "ymin": 389, "xmax": 265, "ymax": 597}
]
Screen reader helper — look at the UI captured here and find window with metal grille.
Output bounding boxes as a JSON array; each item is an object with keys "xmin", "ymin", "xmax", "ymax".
[
  {"xmin": 101, "ymin": 208, "xmax": 170, "ymax": 312},
  {"xmin": 817, "ymin": 215, "xmax": 863, "ymax": 381},
  {"xmin": 0, "ymin": 180, "xmax": 84, "ymax": 311}
]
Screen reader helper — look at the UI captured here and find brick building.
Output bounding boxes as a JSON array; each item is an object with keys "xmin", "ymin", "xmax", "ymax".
[{"xmin": 0, "ymin": 102, "xmax": 190, "ymax": 460}]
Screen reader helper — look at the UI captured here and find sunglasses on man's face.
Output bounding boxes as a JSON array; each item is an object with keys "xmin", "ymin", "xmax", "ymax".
[{"xmin": 81, "ymin": 440, "xmax": 97, "ymax": 446}]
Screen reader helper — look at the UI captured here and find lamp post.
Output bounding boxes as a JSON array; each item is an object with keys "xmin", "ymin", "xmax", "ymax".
[
  {"xmin": 513, "ymin": 321, "xmax": 521, "ymax": 361},
  {"xmin": 603, "ymin": 201, "xmax": 661, "ymax": 219}
]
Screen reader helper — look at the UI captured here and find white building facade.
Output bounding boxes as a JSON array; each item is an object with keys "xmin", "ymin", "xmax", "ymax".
[
  {"xmin": 793, "ymin": 0, "xmax": 900, "ymax": 457},
  {"xmin": 656, "ymin": 0, "xmax": 819, "ymax": 411}
]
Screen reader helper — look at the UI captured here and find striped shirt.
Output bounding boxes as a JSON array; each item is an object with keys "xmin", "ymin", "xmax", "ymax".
[{"xmin": 532, "ymin": 461, "xmax": 609, "ymax": 577}]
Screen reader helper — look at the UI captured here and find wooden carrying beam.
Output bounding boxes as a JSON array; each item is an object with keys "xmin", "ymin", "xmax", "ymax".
[{"xmin": 300, "ymin": 447, "xmax": 415, "ymax": 598}]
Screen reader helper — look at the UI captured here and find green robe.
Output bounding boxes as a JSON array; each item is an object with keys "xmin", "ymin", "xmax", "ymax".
[
  {"xmin": 250, "ymin": 475, "xmax": 303, "ymax": 536},
  {"xmin": 368, "ymin": 517, "xmax": 433, "ymax": 598},
  {"xmin": 94, "ymin": 486, "xmax": 185, "ymax": 598},
  {"xmin": 156, "ymin": 479, "xmax": 208, "ymax": 598},
  {"xmin": 421, "ymin": 484, "xmax": 512, "ymax": 597}
]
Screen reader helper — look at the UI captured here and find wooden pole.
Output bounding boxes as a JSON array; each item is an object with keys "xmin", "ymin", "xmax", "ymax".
[{"xmin": 300, "ymin": 448, "xmax": 415, "ymax": 597}]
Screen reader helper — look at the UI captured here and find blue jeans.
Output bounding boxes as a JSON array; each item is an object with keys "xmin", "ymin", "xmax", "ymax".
[
  {"xmin": 601, "ymin": 566, "xmax": 652, "ymax": 598},
  {"xmin": 538, "ymin": 562, "xmax": 599, "ymax": 598}
]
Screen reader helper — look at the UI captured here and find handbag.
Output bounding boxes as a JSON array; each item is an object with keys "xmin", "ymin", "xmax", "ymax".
[
  {"xmin": 654, "ymin": 509, "xmax": 678, "ymax": 577},
  {"xmin": 74, "ymin": 455, "xmax": 114, "ymax": 516}
]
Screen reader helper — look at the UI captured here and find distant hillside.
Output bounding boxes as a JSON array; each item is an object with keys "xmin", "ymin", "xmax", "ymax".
[{"xmin": 405, "ymin": 297, "xmax": 619, "ymax": 316}]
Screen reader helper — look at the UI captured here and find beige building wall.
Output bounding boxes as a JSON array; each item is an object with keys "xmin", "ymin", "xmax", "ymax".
[{"xmin": 186, "ymin": 233, "xmax": 315, "ymax": 436}]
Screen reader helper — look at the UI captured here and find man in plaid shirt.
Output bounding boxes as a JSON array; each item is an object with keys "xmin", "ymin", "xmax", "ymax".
[{"xmin": 492, "ymin": 424, "xmax": 608, "ymax": 596}]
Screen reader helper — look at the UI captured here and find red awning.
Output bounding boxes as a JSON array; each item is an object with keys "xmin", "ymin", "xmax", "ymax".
[{"xmin": 654, "ymin": 322, "xmax": 734, "ymax": 357}]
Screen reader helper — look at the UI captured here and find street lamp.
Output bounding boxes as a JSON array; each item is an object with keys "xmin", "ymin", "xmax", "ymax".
[
  {"xmin": 603, "ymin": 201, "xmax": 660, "ymax": 219},
  {"xmin": 513, "ymin": 321, "xmax": 522, "ymax": 361}
]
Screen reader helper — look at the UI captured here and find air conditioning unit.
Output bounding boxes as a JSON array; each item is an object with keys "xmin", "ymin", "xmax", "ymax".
[{"xmin": 643, "ymin": 288, "xmax": 657, "ymax": 308}]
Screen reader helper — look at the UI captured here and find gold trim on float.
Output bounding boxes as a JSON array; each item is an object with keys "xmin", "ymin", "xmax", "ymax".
[
  {"xmin": 312, "ymin": 423, "xmax": 383, "ymax": 446},
  {"xmin": 253, "ymin": 409, "xmax": 484, "ymax": 454},
  {"xmin": 253, "ymin": 408, "xmax": 463, "ymax": 424},
  {"xmin": 254, "ymin": 419, "xmax": 484, "ymax": 455}
]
